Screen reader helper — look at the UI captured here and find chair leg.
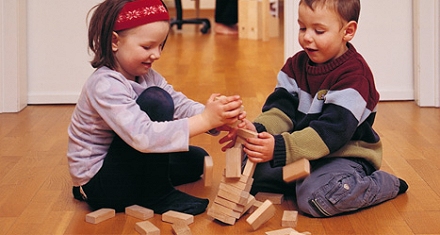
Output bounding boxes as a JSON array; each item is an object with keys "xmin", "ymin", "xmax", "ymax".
[{"xmin": 170, "ymin": 0, "xmax": 211, "ymax": 34}]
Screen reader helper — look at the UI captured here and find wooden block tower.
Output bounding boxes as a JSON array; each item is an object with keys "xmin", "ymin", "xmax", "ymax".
[{"xmin": 207, "ymin": 129, "xmax": 259, "ymax": 225}]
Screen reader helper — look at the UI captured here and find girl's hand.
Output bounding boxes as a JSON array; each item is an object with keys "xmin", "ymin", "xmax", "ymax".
[
  {"xmin": 219, "ymin": 119, "xmax": 255, "ymax": 152},
  {"xmin": 242, "ymin": 132, "xmax": 274, "ymax": 163},
  {"xmin": 202, "ymin": 94, "xmax": 243, "ymax": 128}
]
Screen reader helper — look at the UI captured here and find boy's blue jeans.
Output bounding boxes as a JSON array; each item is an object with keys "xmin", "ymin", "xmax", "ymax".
[{"xmin": 250, "ymin": 157, "xmax": 400, "ymax": 217}]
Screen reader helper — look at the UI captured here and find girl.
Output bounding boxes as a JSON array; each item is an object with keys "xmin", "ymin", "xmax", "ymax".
[{"xmin": 67, "ymin": 0, "xmax": 244, "ymax": 216}]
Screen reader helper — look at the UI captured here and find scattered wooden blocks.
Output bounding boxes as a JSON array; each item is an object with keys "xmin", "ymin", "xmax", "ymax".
[
  {"xmin": 135, "ymin": 221, "xmax": 160, "ymax": 235},
  {"xmin": 246, "ymin": 199, "xmax": 276, "ymax": 230},
  {"xmin": 162, "ymin": 210, "xmax": 194, "ymax": 225},
  {"xmin": 255, "ymin": 192, "xmax": 284, "ymax": 205},
  {"xmin": 171, "ymin": 222, "xmax": 192, "ymax": 235},
  {"xmin": 282, "ymin": 210, "xmax": 298, "ymax": 228},
  {"xmin": 125, "ymin": 205, "xmax": 154, "ymax": 220},
  {"xmin": 203, "ymin": 156, "xmax": 214, "ymax": 187},
  {"xmin": 85, "ymin": 208, "xmax": 115, "ymax": 224},
  {"xmin": 282, "ymin": 158, "xmax": 311, "ymax": 183}
]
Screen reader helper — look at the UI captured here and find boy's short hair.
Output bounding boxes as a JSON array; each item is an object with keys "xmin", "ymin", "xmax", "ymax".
[{"xmin": 300, "ymin": 0, "xmax": 361, "ymax": 23}]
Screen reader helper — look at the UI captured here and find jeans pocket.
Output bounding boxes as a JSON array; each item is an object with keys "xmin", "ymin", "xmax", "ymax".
[{"xmin": 323, "ymin": 173, "xmax": 361, "ymax": 212}]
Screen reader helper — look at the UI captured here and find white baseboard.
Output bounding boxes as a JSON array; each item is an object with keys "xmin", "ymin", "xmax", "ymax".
[{"xmin": 27, "ymin": 94, "xmax": 79, "ymax": 104}]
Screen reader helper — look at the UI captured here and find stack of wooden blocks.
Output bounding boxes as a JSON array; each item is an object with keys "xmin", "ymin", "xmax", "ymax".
[
  {"xmin": 206, "ymin": 122, "xmax": 312, "ymax": 231},
  {"xmin": 207, "ymin": 129, "xmax": 259, "ymax": 225},
  {"xmin": 207, "ymin": 128, "xmax": 280, "ymax": 230},
  {"xmin": 238, "ymin": 0, "xmax": 279, "ymax": 41}
]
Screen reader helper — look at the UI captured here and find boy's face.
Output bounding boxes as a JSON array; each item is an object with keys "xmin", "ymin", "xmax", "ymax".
[{"xmin": 297, "ymin": 3, "xmax": 349, "ymax": 65}]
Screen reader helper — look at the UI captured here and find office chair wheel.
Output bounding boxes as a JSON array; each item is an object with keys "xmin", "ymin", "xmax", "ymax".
[
  {"xmin": 200, "ymin": 25, "xmax": 209, "ymax": 34},
  {"xmin": 200, "ymin": 20, "xmax": 211, "ymax": 34}
]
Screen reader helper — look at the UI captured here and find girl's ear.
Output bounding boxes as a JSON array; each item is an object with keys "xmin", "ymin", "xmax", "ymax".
[
  {"xmin": 112, "ymin": 31, "xmax": 119, "ymax": 52},
  {"xmin": 343, "ymin": 21, "xmax": 357, "ymax": 42}
]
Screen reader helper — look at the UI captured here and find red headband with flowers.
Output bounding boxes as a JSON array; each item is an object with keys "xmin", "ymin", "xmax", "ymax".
[{"xmin": 114, "ymin": 0, "xmax": 170, "ymax": 31}]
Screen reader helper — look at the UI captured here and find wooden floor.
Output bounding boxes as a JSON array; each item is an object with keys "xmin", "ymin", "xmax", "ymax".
[{"xmin": 1, "ymin": 10, "xmax": 440, "ymax": 235}]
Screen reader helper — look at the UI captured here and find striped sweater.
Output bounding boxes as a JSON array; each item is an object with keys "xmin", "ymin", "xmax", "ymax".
[{"xmin": 254, "ymin": 43, "xmax": 383, "ymax": 169}]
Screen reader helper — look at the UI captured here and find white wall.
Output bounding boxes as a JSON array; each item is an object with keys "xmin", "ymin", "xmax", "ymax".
[
  {"xmin": 1, "ymin": 0, "xmax": 439, "ymax": 112},
  {"xmin": 26, "ymin": 0, "xmax": 101, "ymax": 104},
  {"xmin": 0, "ymin": 0, "xmax": 27, "ymax": 112},
  {"xmin": 285, "ymin": 0, "xmax": 414, "ymax": 101},
  {"xmin": 26, "ymin": 0, "xmax": 213, "ymax": 104}
]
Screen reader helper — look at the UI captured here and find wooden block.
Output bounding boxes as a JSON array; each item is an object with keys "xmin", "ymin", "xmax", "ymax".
[
  {"xmin": 246, "ymin": 199, "xmax": 276, "ymax": 230},
  {"xmin": 242, "ymin": 158, "xmax": 256, "ymax": 177},
  {"xmin": 162, "ymin": 210, "xmax": 194, "ymax": 225},
  {"xmin": 255, "ymin": 192, "xmax": 284, "ymax": 204},
  {"xmin": 210, "ymin": 202, "xmax": 241, "ymax": 219},
  {"xmin": 282, "ymin": 210, "xmax": 298, "ymax": 228},
  {"xmin": 282, "ymin": 158, "xmax": 310, "ymax": 183},
  {"xmin": 222, "ymin": 173, "xmax": 253, "ymax": 185},
  {"xmin": 265, "ymin": 227, "xmax": 295, "ymax": 235},
  {"xmin": 289, "ymin": 230, "xmax": 312, "ymax": 235},
  {"xmin": 214, "ymin": 195, "xmax": 245, "ymax": 213},
  {"xmin": 135, "ymin": 221, "xmax": 160, "ymax": 235},
  {"xmin": 225, "ymin": 147, "xmax": 242, "ymax": 178},
  {"xmin": 247, "ymin": 198, "xmax": 263, "ymax": 214},
  {"xmin": 171, "ymin": 222, "xmax": 192, "ymax": 235},
  {"xmin": 241, "ymin": 194, "xmax": 256, "ymax": 217},
  {"xmin": 207, "ymin": 207, "xmax": 236, "ymax": 225},
  {"xmin": 203, "ymin": 156, "xmax": 214, "ymax": 187},
  {"xmin": 236, "ymin": 128, "xmax": 258, "ymax": 139},
  {"xmin": 218, "ymin": 183, "xmax": 249, "ymax": 205},
  {"xmin": 125, "ymin": 205, "xmax": 154, "ymax": 220},
  {"xmin": 85, "ymin": 208, "xmax": 115, "ymax": 224},
  {"xmin": 221, "ymin": 175, "xmax": 254, "ymax": 192}
]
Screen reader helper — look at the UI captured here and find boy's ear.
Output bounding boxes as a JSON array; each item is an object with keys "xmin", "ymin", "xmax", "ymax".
[
  {"xmin": 112, "ymin": 32, "xmax": 119, "ymax": 52},
  {"xmin": 343, "ymin": 21, "xmax": 357, "ymax": 42}
]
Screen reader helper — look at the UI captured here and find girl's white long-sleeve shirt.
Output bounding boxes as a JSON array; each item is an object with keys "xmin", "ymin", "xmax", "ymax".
[{"xmin": 67, "ymin": 67, "xmax": 204, "ymax": 186}]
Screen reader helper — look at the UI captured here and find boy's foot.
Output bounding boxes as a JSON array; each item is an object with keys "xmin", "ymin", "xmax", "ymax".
[
  {"xmin": 398, "ymin": 178, "xmax": 408, "ymax": 194},
  {"xmin": 214, "ymin": 23, "xmax": 238, "ymax": 35},
  {"xmin": 148, "ymin": 189, "xmax": 209, "ymax": 215}
]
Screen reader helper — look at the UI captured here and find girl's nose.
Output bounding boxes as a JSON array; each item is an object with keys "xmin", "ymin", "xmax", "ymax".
[{"xmin": 150, "ymin": 47, "xmax": 161, "ymax": 60}]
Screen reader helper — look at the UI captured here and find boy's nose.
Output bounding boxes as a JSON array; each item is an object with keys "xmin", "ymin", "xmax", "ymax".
[{"xmin": 303, "ymin": 32, "xmax": 313, "ymax": 42}]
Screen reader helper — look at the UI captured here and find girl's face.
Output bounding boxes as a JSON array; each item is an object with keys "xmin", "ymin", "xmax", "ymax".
[
  {"xmin": 297, "ymin": 3, "xmax": 349, "ymax": 65},
  {"xmin": 112, "ymin": 21, "xmax": 169, "ymax": 81}
]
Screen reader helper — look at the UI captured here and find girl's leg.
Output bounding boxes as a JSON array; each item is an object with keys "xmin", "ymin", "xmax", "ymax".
[
  {"xmin": 295, "ymin": 158, "xmax": 402, "ymax": 217},
  {"xmin": 81, "ymin": 87, "xmax": 208, "ymax": 215},
  {"xmin": 169, "ymin": 146, "xmax": 206, "ymax": 186}
]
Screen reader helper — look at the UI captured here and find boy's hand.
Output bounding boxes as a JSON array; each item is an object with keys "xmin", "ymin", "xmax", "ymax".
[
  {"xmin": 242, "ymin": 132, "xmax": 274, "ymax": 163},
  {"xmin": 218, "ymin": 119, "xmax": 254, "ymax": 151}
]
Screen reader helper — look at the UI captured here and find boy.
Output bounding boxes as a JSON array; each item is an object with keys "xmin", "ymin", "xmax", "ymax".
[{"xmin": 226, "ymin": 0, "xmax": 408, "ymax": 217}]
